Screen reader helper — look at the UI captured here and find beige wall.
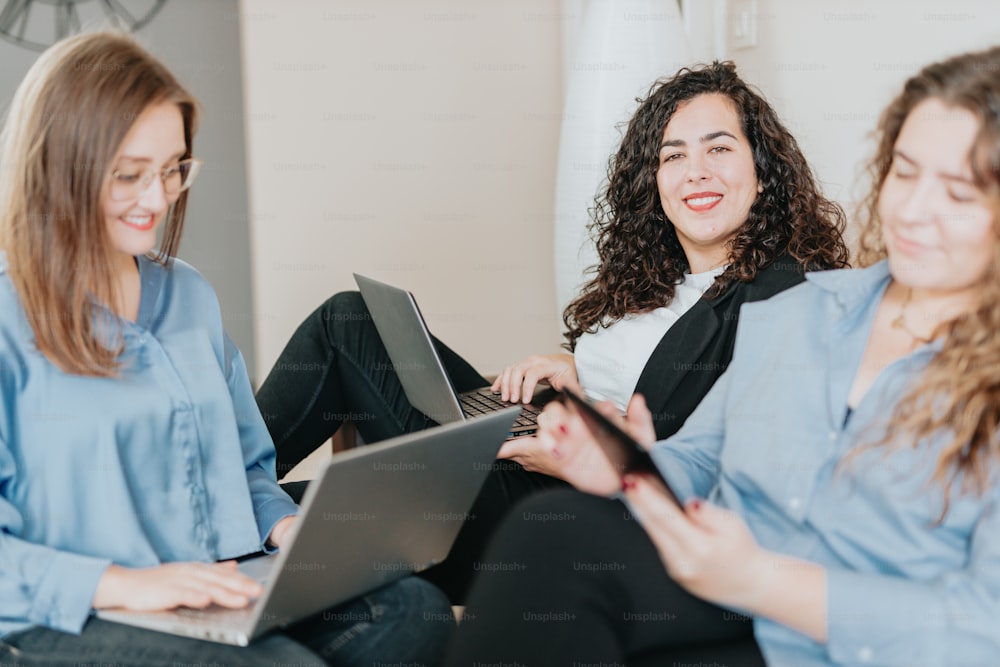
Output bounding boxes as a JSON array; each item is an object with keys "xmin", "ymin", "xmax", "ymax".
[
  {"xmin": 241, "ymin": 0, "xmax": 1000, "ymax": 383},
  {"xmin": 726, "ymin": 0, "xmax": 1000, "ymax": 242},
  {"xmin": 240, "ymin": 1, "xmax": 564, "ymax": 380}
]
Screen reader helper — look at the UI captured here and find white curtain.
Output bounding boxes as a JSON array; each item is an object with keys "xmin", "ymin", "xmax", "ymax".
[{"xmin": 553, "ymin": 0, "xmax": 693, "ymax": 312}]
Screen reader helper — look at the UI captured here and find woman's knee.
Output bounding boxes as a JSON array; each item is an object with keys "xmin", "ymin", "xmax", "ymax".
[
  {"xmin": 372, "ymin": 575, "xmax": 454, "ymax": 623},
  {"xmin": 366, "ymin": 576, "xmax": 455, "ymax": 662},
  {"xmin": 313, "ymin": 291, "xmax": 379, "ymax": 349},
  {"xmin": 317, "ymin": 291, "xmax": 370, "ymax": 324}
]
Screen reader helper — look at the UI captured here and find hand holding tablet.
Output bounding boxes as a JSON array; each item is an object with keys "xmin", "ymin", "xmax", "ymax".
[{"xmin": 559, "ymin": 387, "xmax": 682, "ymax": 506}]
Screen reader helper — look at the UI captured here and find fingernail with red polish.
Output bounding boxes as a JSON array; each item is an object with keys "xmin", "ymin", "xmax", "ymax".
[{"xmin": 621, "ymin": 475, "xmax": 636, "ymax": 491}]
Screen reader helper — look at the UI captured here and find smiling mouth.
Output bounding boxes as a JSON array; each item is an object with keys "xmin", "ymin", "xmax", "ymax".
[
  {"xmin": 889, "ymin": 230, "xmax": 930, "ymax": 253},
  {"xmin": 683, "ymin": 193, "xmax": 723, "ymax": 211},
  {"xmin": 121, "ymin": 214, "xmax": 156, "ymax": 231}
]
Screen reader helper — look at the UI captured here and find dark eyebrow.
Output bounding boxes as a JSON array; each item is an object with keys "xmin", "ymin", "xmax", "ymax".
[
  {"xmin": 893, "ymin": 149, "xmax": 976, "ymax": 184},
  {"xmin": 660, "ymin": 130, "xmax": 739, "ymax": 150},
  {"xmin": 702, "ymin": 130, "xmax": 738, "ymax": 143}
]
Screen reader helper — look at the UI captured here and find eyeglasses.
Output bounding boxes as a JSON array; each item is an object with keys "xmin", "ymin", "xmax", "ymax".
[{"xmin": 109, "ymin": 157, "xmax": 203, "ymax": 202}]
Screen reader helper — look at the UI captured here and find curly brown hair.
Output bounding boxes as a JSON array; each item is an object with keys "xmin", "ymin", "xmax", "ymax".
[
  {"xmin": 852, "ymin": 45, "xmax": 1000, "ymax": 516},
  {"xmin": 562, "ymin": 61, "xmax": 849, "ymax": 350}
]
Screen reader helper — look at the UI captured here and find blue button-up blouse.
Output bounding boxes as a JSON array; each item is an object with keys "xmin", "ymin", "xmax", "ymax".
[
  {"xmin": 0, "ymin": 254, "xmax": 298, "ymax": 637},
  {"xmin": 652, "ymin": 261, "xmax": 1000, "ymax": 666}
]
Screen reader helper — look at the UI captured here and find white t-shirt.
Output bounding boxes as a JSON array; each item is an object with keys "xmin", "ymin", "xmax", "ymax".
[{"xmin": 573, "ymin": 266, "xmax": 725, "ymax": 412}]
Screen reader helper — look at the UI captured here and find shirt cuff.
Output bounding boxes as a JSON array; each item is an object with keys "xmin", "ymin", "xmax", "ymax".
[
  {"xmin": 826, "ymin": 569, "xmax": 946, "ymax": 666},
  {"xmin": 256, "ymin": 495, "xmax": 299, "ymax": 553},
  {"xmin": 31, "ymin": 551, "xmax": 112, "ymax": 635},
  {"xmin": 649, "ymin": 448, "xmax": 701, "ymax": 502}
]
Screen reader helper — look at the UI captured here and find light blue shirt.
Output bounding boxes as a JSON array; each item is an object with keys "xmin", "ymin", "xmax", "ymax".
[
  {"xmin": 0, "ymin": 254, "xmax": 298, "ymax": 637},
  {"xmin": 652, "ymin": 261, "xmax": 1000, "ymax": 667}
]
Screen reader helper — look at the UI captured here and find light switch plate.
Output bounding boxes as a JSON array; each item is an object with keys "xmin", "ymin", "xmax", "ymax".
[{"xmin": 728, "ymin": 0, "xmax": 758, "ymax": 51}]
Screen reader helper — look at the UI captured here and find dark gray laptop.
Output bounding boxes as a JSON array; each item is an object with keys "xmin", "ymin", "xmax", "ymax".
[
  {"xmin": 97, "ymin": 408, "xmax": 519, "ymax": 645},
  {"xmin": 354, "ymin": 273, "xmax": 548, "ymax": 438}
]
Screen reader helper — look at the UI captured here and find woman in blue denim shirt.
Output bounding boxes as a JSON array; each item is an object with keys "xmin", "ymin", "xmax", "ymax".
[
  {"xmin": 446, "ymin": 46, "xmax": 1000, "ymax": 666},
  {"xmin": 0, "ymin": 31, "xmax": 451, "ymax": 666}
]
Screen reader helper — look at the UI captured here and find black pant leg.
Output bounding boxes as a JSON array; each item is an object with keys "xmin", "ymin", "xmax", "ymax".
[
  {"xmin": 445, "ymin": 489, "xmax": 766, "ymax": 667},
  {"xmin": 255, "ymin": 291, "xmax": 489, "ymax": 476},
  {"xmin": 433, "ymin": 333, "xmax": 490, "ymax": 393}
]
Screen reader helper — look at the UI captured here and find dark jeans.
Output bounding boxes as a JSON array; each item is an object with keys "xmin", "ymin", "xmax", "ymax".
[
  {"xmin": 256, "ymin": 291, "xmax": 567, "ymax": 603},
  {"xmin": 446, "ymin": 490, "xmax": 767, "ymax": 667},
  {"xmin": 0, "ymin": 577, "xmax": 453, "ymax": 667}
]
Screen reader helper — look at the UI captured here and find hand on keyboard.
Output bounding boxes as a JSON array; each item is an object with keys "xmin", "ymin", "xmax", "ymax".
[
  {"xmin": 491, "ymin": 353, "xmax": 580, "ymax": 404},
  {"xmin": 92, "ymin": 560, "xmax": 263, "ymax": 612}
]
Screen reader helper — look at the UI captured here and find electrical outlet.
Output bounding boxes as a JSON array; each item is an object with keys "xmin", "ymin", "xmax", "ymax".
[{"xmin": 728, "ymin": 0, "xmax": 758, "ymax": 51}]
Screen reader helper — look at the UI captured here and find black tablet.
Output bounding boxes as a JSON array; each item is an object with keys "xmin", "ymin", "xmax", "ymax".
[{"xmin": 560, "ymin": 387, "xmax": 681, "ymax": 506}]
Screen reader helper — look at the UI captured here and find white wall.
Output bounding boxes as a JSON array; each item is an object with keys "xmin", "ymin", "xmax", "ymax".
[
  {"xmin": 725, "ymin": 0, "xmax": 1000, "ymax": 242},
  {"xmin": 240, "ymin": 0, "xmax": 1000, "ymax": 383},
  {"xmin": 240, "ymin": 0, "xmax": 564, "ymax": 379}
]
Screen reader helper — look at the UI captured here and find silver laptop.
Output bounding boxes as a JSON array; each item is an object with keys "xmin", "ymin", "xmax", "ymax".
[
  {"xmin": 354, "ymin": 273, "xmax": 550, "ymax": 439},
  {"xmin": 97, "ymin": 408, "xmax": 519, "ymax": 646}
]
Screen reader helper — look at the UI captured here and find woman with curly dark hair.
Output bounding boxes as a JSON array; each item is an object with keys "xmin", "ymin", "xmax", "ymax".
[
  {"xmin": 255, "ymin": 61, "xmax": 849, "ymax": 603},
  {"xmin": 518, "ymin": 60, "xmax": 850, "ymax": 440}
]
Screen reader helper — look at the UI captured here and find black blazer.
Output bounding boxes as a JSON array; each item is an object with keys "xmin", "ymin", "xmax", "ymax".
[{"xmin": 633, "ymin": 256, "xmax": 806, "ymax": 440}]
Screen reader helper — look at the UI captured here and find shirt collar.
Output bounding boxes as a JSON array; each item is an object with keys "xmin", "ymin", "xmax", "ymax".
[
  {"xmin": 807, "ymin": 261, "xmax": 946, "ymax": 354},
  {"xmin": 805, "ymin": 261, "xmax": 892, "ymax": 315}
]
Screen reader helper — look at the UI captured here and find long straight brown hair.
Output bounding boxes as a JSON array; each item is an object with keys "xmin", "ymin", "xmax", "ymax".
[
  {"xmin": 854, "ymin": 45, "xmax": 1000, "ymax": 514},
  {"xmin": 0, "ymin": 31, "xmax": 199, "ymax": 376}
]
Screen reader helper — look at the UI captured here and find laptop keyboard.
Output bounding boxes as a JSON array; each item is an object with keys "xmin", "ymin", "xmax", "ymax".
[
  {"xmin": 97, "ymin": 600, "xmax": 259, "ymax": 638},
  {"xmin": 171, "ymin": 603, "xmax": 258, "ymax": 626},
  {"xmin": 460, "ymin": 388, "xmax": 541, "ymax": 428}
]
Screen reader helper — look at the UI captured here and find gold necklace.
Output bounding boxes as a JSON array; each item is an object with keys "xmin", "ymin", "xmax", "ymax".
[{"xmin": 890, "ymin": 288, "xmax": 932, "ymax": 344}]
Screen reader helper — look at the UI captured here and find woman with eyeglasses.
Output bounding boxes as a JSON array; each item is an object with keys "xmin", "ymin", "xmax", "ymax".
[
  {"xmin": 446, "ymin": 45, "xmax": 1000, "ymax": 666},
  {"xmin": 0, "ymin": 31, "xmax": 452, "ymax": 666},
  {"xmin": 256, "ymin": 61, "xmax": 850, "ymax": 603}
]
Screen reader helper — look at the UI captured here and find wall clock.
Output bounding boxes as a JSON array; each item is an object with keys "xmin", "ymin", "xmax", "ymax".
[{"xmin": 0, "ymin": 0, "xmax": 167, "ymax": 51}]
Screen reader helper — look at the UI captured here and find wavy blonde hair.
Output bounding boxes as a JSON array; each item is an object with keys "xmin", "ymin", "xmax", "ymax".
[
  {"xmin": 0, "ymin": 31, "xmax": 198, "ymax": 376},
  {"xmin": 855, "ymin": 46, "xmax": 1000, "ymax": 514}
]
